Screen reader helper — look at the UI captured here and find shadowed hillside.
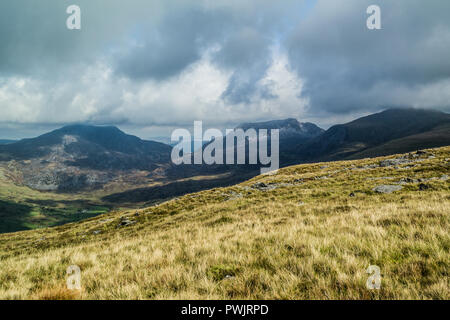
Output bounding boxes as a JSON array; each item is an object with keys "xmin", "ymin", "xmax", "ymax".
[{"xmin": 290, "ymin": 109, "xmax": 450, "ymax": 163}]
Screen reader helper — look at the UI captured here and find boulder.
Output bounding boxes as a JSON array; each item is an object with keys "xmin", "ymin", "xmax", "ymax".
[{"xmin": 373, "ymin": 185, "xmax": 403, "ymax": 194}]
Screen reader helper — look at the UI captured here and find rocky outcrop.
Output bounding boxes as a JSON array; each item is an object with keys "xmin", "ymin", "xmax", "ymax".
[{"xmin": 373, "ymin": 185, "xmax": 403, "ymax": 194}]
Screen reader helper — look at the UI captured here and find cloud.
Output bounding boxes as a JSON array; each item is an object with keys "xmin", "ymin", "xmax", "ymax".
[
  {"xmin": 214, "ymin": 27, "xmax": 274, "ymax": 104},
  {"xmin": 0, "ymin": 0, "xmax": 449, "ymax": 139},
  {"xmin": 114, "ymin": 7, "xmax": 227, "ymax": 80},
  {"xmin": 286, "ymin": 0, "xmax": 450, "ymax": 116},
  {"xmin": 0, "ymin": 49, "xmax": 308, "ymax": 135}
]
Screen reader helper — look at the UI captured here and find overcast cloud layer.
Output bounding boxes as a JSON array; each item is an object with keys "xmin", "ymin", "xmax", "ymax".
[{"xmin": 0, "ymin": 0, "xmax": 449, "ymax": 139}]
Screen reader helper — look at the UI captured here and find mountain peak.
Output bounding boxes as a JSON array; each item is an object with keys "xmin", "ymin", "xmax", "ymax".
[
  {"xmin": 0, "ymin": 124, "xmax": 172, "ymax": 169},
  {"xmin": 237, "ymin": 118, "xmax": 324, "ymax": 139},
  {"xmin": 346, "ymin": 108, "xmax": 450, "ymax": 130},
  {"xmin": 293, "ymin": 107, "xmax": 450, "ymax": 162},
  {"xmin": 54, "ymin": 124, "xmax": 125, "ymax": 138}
]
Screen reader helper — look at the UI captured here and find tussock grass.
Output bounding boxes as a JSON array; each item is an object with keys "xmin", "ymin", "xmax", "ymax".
[
  {"xmin": 0, "ymin": 147, "xmax": 449, "ymax": 299},
  {"xmin": 32, "ymin": 286, "xmax": 82, "ymax": 300}
]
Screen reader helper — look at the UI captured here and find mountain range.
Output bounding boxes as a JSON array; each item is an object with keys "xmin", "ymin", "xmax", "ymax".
[
  {"xmin": 283, "ymin": 108, "xmax": 450, "ymax": 164},
  {"xmin": 0, "ymin": 108, "xmax": 449, "ymax": 195},
  {"xmin": 0, "ymin": 108, "xmax": 449, "ymax": 233}
]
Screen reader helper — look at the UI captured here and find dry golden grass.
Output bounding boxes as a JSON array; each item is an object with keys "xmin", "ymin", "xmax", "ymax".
[
  {"xmin": 0, "ymin": 147, "xmax": 448, "ymax": 299},
  {"xmin": 32, "ymin": 286, "xmax": 82, "ymax": 300}
]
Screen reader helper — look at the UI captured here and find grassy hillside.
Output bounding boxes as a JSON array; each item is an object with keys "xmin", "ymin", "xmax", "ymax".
[{"xmin": 0, "ymin": 147, "xmax": 449, "ymax": 299}]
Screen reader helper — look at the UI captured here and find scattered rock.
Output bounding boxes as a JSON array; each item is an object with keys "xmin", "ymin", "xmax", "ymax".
[
  {"xmin": 373, "ymin": 185, "xmax": 403, "ymax": 194},
  {"xmin": 225, "ymin": 191, "xmax": 243, "ymax": 201},
  {"xmin": 134, "ymin": 211, "xmax": 140, "ymax": 217},
  {"xmin": 368, "ymin": 177, "xmax": 394, "ymax": 181},
  {"xmin": 118, "ymin": 218, "xmax": 136, "ymax": 227},
  {"xmin": 440, "ymin": 175, "xmax": 449, "ymax": 181},
  {"xmin": 398, "ymin": 177, "xmax": 419, "ymax": 185},
  {"xmin": 349, "ymin": 192, "xmax": 356, "ymax": 197},
  {"xmin": 251, "ymin": 182, "xmax": 277, "ymax": 191},
  {"xmin": 252, "ymin": 182, "xmax": 267, "ymax": 189},
  {"xmin": 379, "ymin": 158, "xmax": 411, "ymax": 167},
  {"xmin": 419, "ymin": 183, "xmax": 430, "ymax": 191},
  {"xmin": 297, "ymin": 201, "xmax": 305, "ymax": 206},
  {"xmin": 92, "ymin": 230, "xmax": 101, "ymax": 235},
  {"xmin": 276, "ymin": 183, "xmax": 295, "ymax": 187},
  {"xmin": 360, "ymin": 164, "xmax": 378, "ymax": 170}
]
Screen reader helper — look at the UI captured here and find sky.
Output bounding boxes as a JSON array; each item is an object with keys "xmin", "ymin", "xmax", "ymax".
[{"xmin": 0, "ymin": 0, "xmax": 449, "ymax": 140}]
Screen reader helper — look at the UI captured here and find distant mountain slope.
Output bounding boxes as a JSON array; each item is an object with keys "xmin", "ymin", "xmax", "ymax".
[
  {"xmin": 291, "ymin": 109, "xmax": 450, "ymax": 163},
  {"xmin": 167, "ymin": 118, "xmax": 325, "ymax": 178},
  {"xmin": 171, "ymin": 110, "xmax": 450, "ymax": 176},
  {"xmin": 0, "ymin": 125, "xmax": 172, "ymax": 191},
  {"xmin": 348, "ymin": 122, "xmax": 450, "ymax": 159},
  {"xmin": 238, "ymin": 118, "xmax": 324, "ymax": 139},
  {"xmin": 0, "ymin": 140, "xmax": 17, "ymax": 145},
  {"xmin": 0, "ymin": 125, "xmax": 171, "ymax": 170},
  {"xmin": 236, "ymin": 118, "xmax": 325, "ymax": 166},
  {"xmin": 229, "ymin": 118, "xmax": 323, "ymax": 160},
  {"xmin": 231, "ymin": 109, "xmax": 450, "ymax": 166}
]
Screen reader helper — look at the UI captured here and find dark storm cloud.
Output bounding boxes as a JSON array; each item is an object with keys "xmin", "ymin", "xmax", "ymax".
[
  {"xmin": 0, "ymin": 1, "xmax": 75, "ymax": 76},
  {"xmin": 0, "ymin": 0, "xmax": 449, "ymax": 138},
  {"xmin": 214, "ymin": 28, "xmax": 274, "ymax": 104},
  {"xmin": 114, "ymin": 2, "xmax": 293, "ymax": 91},
  {"xmin": 0, "ymin": 0, "xmax": 293, "ymax": 97},
  {"xmin": 115, "ymin": 7, "xmax": 229, "ymax": 80},
  {"xmin": 0, "ymin": 0, "xmax": 161, "ymax": 77},
  {"xmin": 287, "ymin": 0, "xmax": 450, "ymax": 116}
]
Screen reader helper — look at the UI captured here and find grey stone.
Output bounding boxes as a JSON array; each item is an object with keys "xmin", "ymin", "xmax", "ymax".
[
  {"xmin": 118, "ymin": 219, "xmax": 136, "ymax": 227},
  {"xmin": 226, "ymin": 191, "xmax": 243, "ymax": 201},
  {"xmin": 373, "ymin": 185, "xmax": 403, "ymax": 194},
  {"xmin": 419, "ymin": 183, "xmax": 430, "ymax": 191},
  {"xmin": 379, "ymin": 158, "xmax": 411, "ymax": 167},
  {"xmin": 398, "ymin": 177, "xmax": 418, "ymax": 185},
  {"xmin": 251, "ymin": 182, "xmax": 277, "ymax": 191}
]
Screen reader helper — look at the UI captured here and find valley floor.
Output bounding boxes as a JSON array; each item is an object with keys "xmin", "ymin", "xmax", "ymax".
[{"xmin": 0, "ymin": 147, "xmax": 449, "ymax": 299}]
